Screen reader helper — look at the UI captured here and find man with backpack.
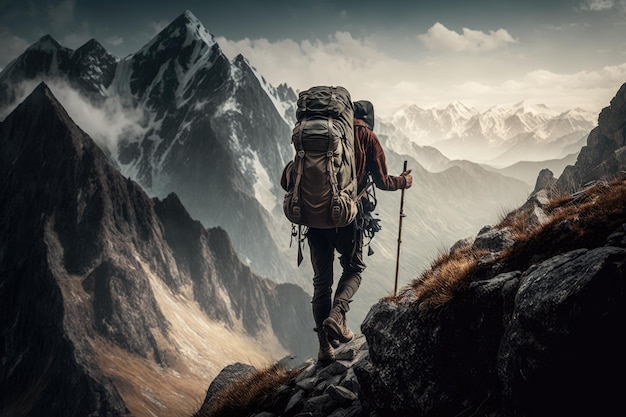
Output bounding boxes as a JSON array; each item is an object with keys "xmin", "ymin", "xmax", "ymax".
[
  {"xmin": 309, "ymin": 99, "xmax": 412, "ymax": 363},
  {"xmin": 281, "ymin": 87, "xmax": 412, "ymax": 363}
]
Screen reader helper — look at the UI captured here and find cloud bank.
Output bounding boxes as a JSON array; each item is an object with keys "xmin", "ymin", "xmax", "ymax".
[
  {"xmin": 217, "ymin": 29, "xmax": 620, "ymax": 115},
  {"xmin": 417, "ymin": 22, "xmax": 516, "ymax": 52},
  {"xmin": 578, "ymin": 0, "xmax": 626, "ymax": 13}
]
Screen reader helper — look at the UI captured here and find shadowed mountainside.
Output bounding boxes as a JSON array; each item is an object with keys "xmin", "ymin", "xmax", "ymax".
[{"xmin": 0, "ymin": 83, "xmax": 314, "ymax": 417}]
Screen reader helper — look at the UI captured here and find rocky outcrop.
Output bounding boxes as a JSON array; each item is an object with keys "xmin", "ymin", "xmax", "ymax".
[
  {"xmin": 556, "ymin": 82, "xmax": 626, "ymax": 193},
  {"xmin": 532, "ymin": 167, "xmax": 557, "ymax": 194},
  {"xmin": 361, "ymin": 243, "xmax": 625, "ymax": 416},
  {"xmin": 206, "ymin": 219, "xmax": 625, "ymax": 417},
  {"xmin": 200, "ymin": 336, "xmax": 370, "ymax": 417}
]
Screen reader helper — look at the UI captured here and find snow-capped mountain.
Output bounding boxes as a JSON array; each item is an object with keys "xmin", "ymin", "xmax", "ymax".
[
  {"xmin": 384, "ymin": 101, "xmax": 596, "ymax": 166},
  {"xmin": 0, "ymin": 35, "xmax": 117, "ymax": 110},
  {"xmin": 107, "ymin": 11, "xmax": 298, "ymax": 284},
  {"xmin": 387, "ymin": 101, "xmax": 479, "ymax": 146},
  {"xmin": 377, "ymin": 118, "xmax": 452, "ymax": 172},
  {"xmin": 0, "ymin": 10, "xmax": 299, "ymax": 284}
]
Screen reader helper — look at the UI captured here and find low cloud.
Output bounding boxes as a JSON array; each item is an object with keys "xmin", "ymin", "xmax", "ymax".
[
  {"xmin": 417, "ymin": 22, "xmax": 516, "ymax": 52},
  {"xmin": 579, "ymin": 0, "xmax": 616, "ymax": 11},
  {"xmin": 526, "ymin": 64, "xmax": 626, "ymax": 90},
  {"xmin": 453, "ymin": 64, "xmax": 626, "ymax": 111},
  {"xmin": 578, "ymin": 0, "xmax": 626, "ymax": 11},
  {"xmin": 1, "ymin": 80, "xmax": 147, "ymax": 154},
  {"xmin": 50, "ymin": 82, "xmax": 147, "ymax": 153}
]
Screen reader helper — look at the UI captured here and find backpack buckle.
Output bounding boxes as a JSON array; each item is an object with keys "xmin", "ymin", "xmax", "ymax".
[{"xmin": 297, "ymin": 150, "xmax": 305, "ymax": 158}]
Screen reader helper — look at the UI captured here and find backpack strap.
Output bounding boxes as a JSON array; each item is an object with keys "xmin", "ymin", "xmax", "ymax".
[
  {"xmin": 326, "ymin": 114, "xmax": 339, "ymax": 196},
  {"xmin": 350, "ymin": 124, "xmax": 358, "ymax": 199},
  {"xmin": 292, "ymin": 119, "xmax": 307, "ymax": 205}
]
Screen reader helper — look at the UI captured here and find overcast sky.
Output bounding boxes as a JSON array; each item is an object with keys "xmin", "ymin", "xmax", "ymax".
[{"xmin": 1, "ymin": 0, "xmax": 626, "ymax": 116}]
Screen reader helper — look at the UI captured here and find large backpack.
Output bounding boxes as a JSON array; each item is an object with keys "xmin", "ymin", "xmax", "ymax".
[{"xmin": 282, "ymin": 86, "xmax": 358, "ymax": 230}]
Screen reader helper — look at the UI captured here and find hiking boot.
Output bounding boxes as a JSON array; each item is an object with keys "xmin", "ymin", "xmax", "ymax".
[
  {"xmin": 323, "ymin": 306, "xmax": 354, "ymax": 344},
  {"xmin": 315, "ymin": 327, "xmax": 335, "ymax": 364}
]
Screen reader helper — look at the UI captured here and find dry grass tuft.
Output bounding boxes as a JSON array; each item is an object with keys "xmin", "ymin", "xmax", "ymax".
[
  {"xmin": 193, "ymin": 364, "xmax": 300, "ymax": 417},
  {"xmin": 545, "ymin": 193, "xmax": 575, "ymax": 210},
  {"xmin": 503, "ymin": 177, "xmax": 626, "ymax": 270},
  {"xmin": 406, "ymin": 175, "xmax": 626, "ymax": 317},
  {"xmin": 409, "ymin": 245, "xmax": 490, "ymax": 317},
  {"xmin": 498, "ymin": 209, "xmax": 532, "ymax": 241}
]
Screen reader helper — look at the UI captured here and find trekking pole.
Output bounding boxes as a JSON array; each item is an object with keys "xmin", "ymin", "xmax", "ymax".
[{"xmin": 393, "ymin": 160, "xmax": 408, "ymax": 297}]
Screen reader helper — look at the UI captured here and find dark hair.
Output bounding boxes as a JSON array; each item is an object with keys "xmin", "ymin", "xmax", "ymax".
[{"xmin": 354, "ymin": 100, "xmax": 375, "ymax": 130}]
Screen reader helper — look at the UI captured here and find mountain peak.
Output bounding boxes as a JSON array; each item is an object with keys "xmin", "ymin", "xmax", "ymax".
[
  {"xmin": 6, "ymin": 82, "xmax": 106, "ymax": 164},
  {"xmin": 137, "ymin": 9, "xmax": 216, "ymax": 56},
  {"xmin": 27, "ymin": 34, "xmax": 63, "ymax": 53},
  {"xmin": 233, "ymin": 53, "xmax": 248, "ymax": 65},
  {"xmin": 19, "ymin": 82, "xmax": 64, "ymax": 115},
  {"xmin": 75, "ymin": 38, "xmax": 106, "ymax": 54},
  {"xmin": 180, "ymin": 9, "xmax": 201, "ymax": 24},
  {"xmin": 443, "ymin": 100, "xmax": 477, "ymax": 118}
]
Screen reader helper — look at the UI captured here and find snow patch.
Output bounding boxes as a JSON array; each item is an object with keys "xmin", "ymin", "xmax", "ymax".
[
  {"xmin": 174, "ymin": 40, "xmax": 217, "ymax": 106},
  {"xmin": 242, "ymin": 150, "xmax": 277, "ymax": 213},
  {"xmin": 106, "ymin": 58, "xmax": 134, "ymax": 98},
  {"xmin": 216, "ymin": 97, "xmax": 241, "ymax": 116}
]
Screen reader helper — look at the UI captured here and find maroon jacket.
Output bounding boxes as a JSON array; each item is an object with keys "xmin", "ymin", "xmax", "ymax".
[{"xmin": 353, "ymin": 118, "xmax": 404, "ymax": 193}]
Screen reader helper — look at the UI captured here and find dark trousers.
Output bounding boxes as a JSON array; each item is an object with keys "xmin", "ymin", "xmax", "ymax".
[{"xmin": 307, "ymin": 224, "xmax": 366, "ymax": 327}]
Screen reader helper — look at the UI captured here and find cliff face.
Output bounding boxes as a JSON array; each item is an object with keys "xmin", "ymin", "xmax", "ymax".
[
  {"xmin": 361, "ymin": 245, "xmax": 625, "ymax": 416},
  {"xmin": 0, "ymin": 83, "xmax": 314, "ymax": 417}
]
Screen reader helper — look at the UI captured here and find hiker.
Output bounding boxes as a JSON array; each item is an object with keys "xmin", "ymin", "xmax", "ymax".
[{"xmin": 307, "ymin": 100, "xmax": 413, "ymax": 363}]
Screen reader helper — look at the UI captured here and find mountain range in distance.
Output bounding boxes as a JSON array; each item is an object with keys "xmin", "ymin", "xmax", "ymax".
[{"xmin": 385, "ymin": 100, "xmax": 596, "ymax": 169}]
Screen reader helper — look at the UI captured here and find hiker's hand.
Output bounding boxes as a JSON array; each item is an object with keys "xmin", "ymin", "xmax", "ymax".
[{"xmin": 401, "ymin": 169, "xmax": 413, "ymax": 189}]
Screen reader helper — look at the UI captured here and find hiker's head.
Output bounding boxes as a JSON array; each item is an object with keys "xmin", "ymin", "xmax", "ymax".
[{"xmin": 354, "ymin": 100, "xmax": 375, "ymax": 130}]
